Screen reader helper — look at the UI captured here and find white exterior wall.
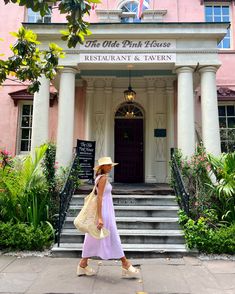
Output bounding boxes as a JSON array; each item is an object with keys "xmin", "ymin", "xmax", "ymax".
[{"xmin": 87, "ymin": 77, "xmax": 169, "ymax": 183}]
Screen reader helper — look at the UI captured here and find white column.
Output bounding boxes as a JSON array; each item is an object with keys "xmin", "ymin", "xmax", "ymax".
[
  {"xmin": 199, "ymin": 66, "xmax": 221, "ymax": 156},
  {"xmin": 85, "ymin": 79, "xmax": 94, "ymax": 141},
  {"xmin": 145, "ymin": 78, "xmax": 156, "ymax": 183},
  {"xmin": 104, "ymin": 78, "xmax": 113, "ymax": 157},
  {"xmin": 31, "ymin": 75, "xmax": 50, "ymax": 151},
  {"xmin": 56, "ymin": 67, "xmax": 77, "ymax": 167},
  {"xmin": 176, "ymin": 66, "xmax": 195, "ymax": 157},
  {"xmin": 166, "ymin": 79, "xmax": 175, "ymax": 180}
]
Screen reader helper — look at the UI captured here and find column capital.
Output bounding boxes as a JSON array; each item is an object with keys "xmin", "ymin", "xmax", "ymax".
[
  {"xmin": 85, "ymin": 78, "xmax": 95, "ymax": 93},
  {"xmin": 144, "ymin": 77, "xmax": 155, "ymax": 95},
  {"xmin": 155, "ymin": 78, "xmax": 165, "ymax": 88},
  {"xmin": 104, "ymin": 77, "xmax": 114, "ymax": 88},
  {"xmin": 175, "ymin": 66, "xmax": 194, "ymax": 74},
  {"xmin": 144, "ymin": 76, "xmax": 156, "ymax": 87},
  {"xmin": 165, "ymin": 79, "xmax": 175, "ymax": 94},
  {"xmin": 75, "ymin": 79, "xmax": 84, "ymax": 87},
  {"xmin": 104, "ymin": 77, "xmax": 114, "ymax": 94},
  {"xmin": 199, "ymin": 65, "xmax": 218, "ymax": 74},
  {"xmin": 165, "ymin": 78, "xmax": 175, "ymax": 88},
  {"xmin": 60, "ymin": 66, "xmax": 78, "ymax": 75}
]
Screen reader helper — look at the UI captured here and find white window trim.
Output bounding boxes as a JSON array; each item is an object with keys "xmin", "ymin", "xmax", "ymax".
[
  {"xmin": 16, "ymin": 101, "xmax": 33, "ymax": 155},
  {"xmin": 118, "ymin": 0, "xmax": 139, "ymax": 10},
  {"xmin": 26, "ymin": 7, "xmax": 52, "ymax": 23},
  {"xmin": 218, "ymin": 102, "xmax": 235, "ymax": 152},
  {"xmin": 118, "ymin": 0, "xmax": 140, "ymax": 22},
  {"xmin": 205, "ymin": 2, "xmax": 233, "ymax": 50}
]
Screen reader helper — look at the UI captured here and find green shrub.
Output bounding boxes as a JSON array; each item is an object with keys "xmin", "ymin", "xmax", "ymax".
[
  {"xmin": 42, "ymin": 142, "xmax": 56, "ymax": 195},
  {"xmin": 0, "ymin": 144, "xmax": 81, "ymax": 251},
  {"xmin": 0, "ymin": 221, "xmax": 54, "ymax": 251},
  {"xmin": 172, "ymin": 146, "xmax": 235, "ymax": 222},
  {"xmin": 207, "ymin": 152, "xmax": 235, "ymax": 224},
  {"xmin": 0, "ymin": 144, "xmax": 58, "ymax": 232},
  {"xmin": 0, "ymin": 145, "xmax": 49, "ymax": 224},
  {"xmin": 179, "ymin": 210, "xmax": 235, "ymax": 254},
  {"xmin": 171, "ymin": 145, "xmax": 213, "ymax": 220}
]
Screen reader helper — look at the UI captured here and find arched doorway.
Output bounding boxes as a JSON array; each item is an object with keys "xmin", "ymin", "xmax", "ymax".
[{"xmin": 114, "ymin": 103, "xmax": 144, "ymax": 183}]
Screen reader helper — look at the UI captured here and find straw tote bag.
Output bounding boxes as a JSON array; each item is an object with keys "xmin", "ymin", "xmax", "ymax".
[{"xmin": 73, "ymin": 178, "xmax": 109, "ymax": 239}]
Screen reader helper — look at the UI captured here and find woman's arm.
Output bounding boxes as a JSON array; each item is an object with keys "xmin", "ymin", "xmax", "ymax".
[{"xmin": 96, "ymin": 175, "xmax": 107, "ymax": 230}]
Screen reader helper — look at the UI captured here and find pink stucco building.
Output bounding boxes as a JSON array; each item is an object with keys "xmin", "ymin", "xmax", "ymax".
[{"xmin": 0, "ymin": 0, "xmax": 234, "ymax": 183}]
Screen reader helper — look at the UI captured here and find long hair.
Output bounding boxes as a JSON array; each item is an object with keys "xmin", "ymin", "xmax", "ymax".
[{"xmin": 95, "ymin": 166, "xmax": 106, "ymax": 178}]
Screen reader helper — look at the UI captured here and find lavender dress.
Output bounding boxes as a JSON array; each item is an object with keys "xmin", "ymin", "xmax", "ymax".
[{"xmin": 81, "ymin": 175, "xmax": 124, "ymax": 260}]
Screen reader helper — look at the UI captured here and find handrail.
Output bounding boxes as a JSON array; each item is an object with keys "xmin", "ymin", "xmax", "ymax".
[
  {"xmin": 195, "ymin": 127, "xmax": 202, "ymax": 145},
  {"xmin": 170, "ymin": 148, "xmax": 190, "ymax": 216},
  {"xmin": 57, "ymin": 153, "xmax": 80, "ymax": 247}
]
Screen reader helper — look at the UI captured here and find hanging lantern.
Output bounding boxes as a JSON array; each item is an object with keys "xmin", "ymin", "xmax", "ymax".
[{"xmin": 124, "ymin": 70, "xmax": 136, "ymax": 102}]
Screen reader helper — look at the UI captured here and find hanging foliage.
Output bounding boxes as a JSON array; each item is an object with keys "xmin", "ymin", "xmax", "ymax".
[{"xmin": 1, "ymin": 0, "xmax": 100, "ymax": 92}]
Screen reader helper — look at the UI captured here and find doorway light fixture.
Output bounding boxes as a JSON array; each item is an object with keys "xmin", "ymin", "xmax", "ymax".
[{"xmin": 124, "ymin": 69, "xmax": 136, "ymax": 102}]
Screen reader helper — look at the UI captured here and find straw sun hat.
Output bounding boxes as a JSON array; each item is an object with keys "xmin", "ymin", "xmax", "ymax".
[{"xmin": 93, "ymin": 156, "xmax": 118, "ymax": 171}]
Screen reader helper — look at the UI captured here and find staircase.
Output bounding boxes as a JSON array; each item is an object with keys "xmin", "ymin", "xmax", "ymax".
[{"xmin": 51, "ymin": 185, "xmax": 196, "ymax": 257}]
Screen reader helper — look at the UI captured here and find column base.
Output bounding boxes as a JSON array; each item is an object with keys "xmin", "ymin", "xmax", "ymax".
[
  {"xmin": 145, "ymin": 175, "xmax": 157, "ymax": 183},
  {"xmin": 165, "ymin": 175, "xmax": 171, "ymax": 184}
]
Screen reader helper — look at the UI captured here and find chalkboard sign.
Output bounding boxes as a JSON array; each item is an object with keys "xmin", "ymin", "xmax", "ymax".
[
  {"xmin": 76, "ymin": 139, "xmax": 96, "ymax": 180},
  {"xmin": 154, "ymin": 129, "xmax": 167, "ymax": 138}
]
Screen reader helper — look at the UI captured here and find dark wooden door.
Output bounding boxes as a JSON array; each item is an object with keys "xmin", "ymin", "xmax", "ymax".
[{"xmin": 114, "ymin": 119, "xmax": 144, "ymax": 183}]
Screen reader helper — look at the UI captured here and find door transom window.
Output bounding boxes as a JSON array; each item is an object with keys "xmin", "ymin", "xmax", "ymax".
[{"xmin": 115, "ymin": 103, "xmax": 144, "ymax": 119}]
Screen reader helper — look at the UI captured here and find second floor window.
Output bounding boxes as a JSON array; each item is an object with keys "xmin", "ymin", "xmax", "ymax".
[
  {"xmin": 27, "ymin": 8, "xmax": 51, "ymax": 23},
  {"xmin": 121, "ymin": 1, "xmax": 141, "ymax": 23},
  {"xmin": 205, "ymin": 5, "xmax": 231, "ymax": 49}
]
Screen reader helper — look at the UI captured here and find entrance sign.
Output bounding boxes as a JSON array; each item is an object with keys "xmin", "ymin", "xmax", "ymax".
[
  {"xmin": 80, "ymin": 39, "xmax": 176, "ymax": 51},
  {"xmin": 76, "ymin": 139, "xmax": 96, "ymax": 180},
  {"xmin": 79, "ymin": 39, "xmax": 176, "ymax": 64},
  {"xmin": 80, "ymin": 53, "xmax": 175, "ymax": 63}
]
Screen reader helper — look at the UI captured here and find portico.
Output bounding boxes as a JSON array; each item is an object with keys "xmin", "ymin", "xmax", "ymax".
[{"xmin": 28, "ymin": 22, "xmax": 228, "ymax": 183}]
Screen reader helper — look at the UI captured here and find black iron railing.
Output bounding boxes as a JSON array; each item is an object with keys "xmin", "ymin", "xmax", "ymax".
[
  {"xmin": 57, "ymin": 153, "xmax": 80, "ymax": 247},
  {"xmin": 170, "ymin": 148, "xmax": 190, "ymax": 216}
]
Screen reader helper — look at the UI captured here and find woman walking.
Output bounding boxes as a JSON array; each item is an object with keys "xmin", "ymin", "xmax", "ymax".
[{"xmin": 77, "ymin": 156, "xmax": 140, "ymax": 278}]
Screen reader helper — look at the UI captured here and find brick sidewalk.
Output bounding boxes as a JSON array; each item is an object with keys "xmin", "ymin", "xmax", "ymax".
[{"xmin": 0, "ymin": 255, "xmax": 235, "ymax": 294}]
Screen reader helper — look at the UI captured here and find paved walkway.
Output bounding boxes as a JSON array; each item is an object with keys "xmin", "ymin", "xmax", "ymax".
[{"xmin": 0, "ymin": 254, "xmax": 235, "ymax": 294}]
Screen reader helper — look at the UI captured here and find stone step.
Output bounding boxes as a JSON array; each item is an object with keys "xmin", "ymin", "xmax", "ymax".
[
  {"xmin": 68, "ymin": 205, "xmax": 179, "ymax": 217},
  {"xmin": 51, "ymin": 243, "xmax": 197, "ymax": 258},
  {"xmin": 64, "ymin": 216, "xmax": 181, "ymax": 230},
  {"xmin": 76, "ymin": 183, "xmax": 174, "ymax": 195},
  {"xmin": 60, "ymin": 229, "xmax": 185, "ymax": 244},
  {"xmin": 71, "ymin": 194, "xmax": 177, "ymax": 206}
]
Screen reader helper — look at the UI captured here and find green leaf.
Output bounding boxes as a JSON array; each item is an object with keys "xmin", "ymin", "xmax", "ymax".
[
  {"xmin": 10, "ymin": 32, "xmax": 19, "ymax": 38},
  {"xmin": 60, "ymin": 30, "xmax": 70, "ymax": 36}
]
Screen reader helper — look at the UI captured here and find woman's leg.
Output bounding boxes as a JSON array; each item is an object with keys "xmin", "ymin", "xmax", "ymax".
[
  {"xmin": 120, "ymin": 256, "xmax": 140, "ymax": 277},
  {"xmin": 79, "ymin": 258, "xmax": 89, "ymax": 268},
  {"xmin": 120, "ymin": 256, "xmax": 130, "ymax": 269},
  {"xmin": 77, "ymin": 257, "xmax": 96, "ymax": 276},
  {"xmin": 80, "ymin": 256, "xmax": 134, "ymax": 269}
]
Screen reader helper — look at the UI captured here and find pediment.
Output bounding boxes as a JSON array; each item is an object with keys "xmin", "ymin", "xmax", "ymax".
[
  {"xmin": 9, "ymin": 88, "xmax": 57, "ymax": 106},
  {"xmin": 217, "ymin": 87, "xmax": 235, "ymax": 101}
]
